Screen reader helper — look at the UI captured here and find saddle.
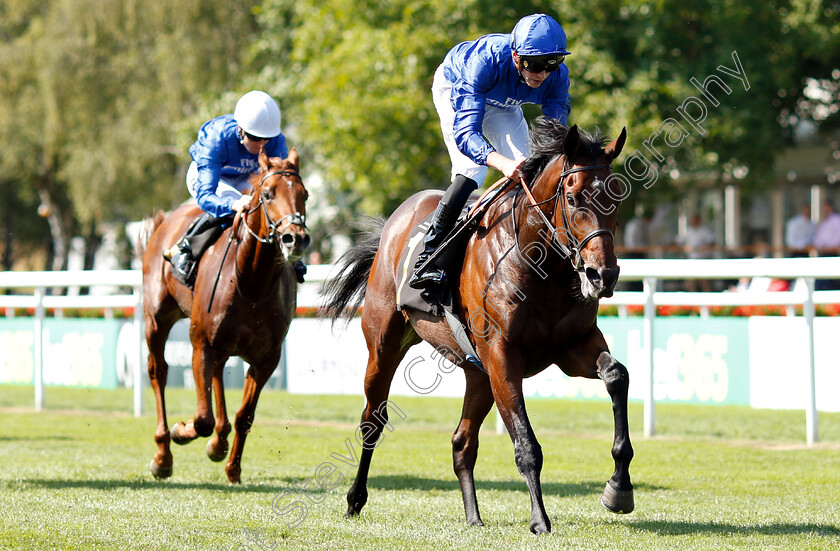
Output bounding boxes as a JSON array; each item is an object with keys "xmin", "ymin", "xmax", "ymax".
[
  {"xmin": 395, "ymin": 180, "xmax": 512, "ymax": 371},
  {"xmin": 395, "ymin": 203, "xmax": 484, "ymax": 369}
]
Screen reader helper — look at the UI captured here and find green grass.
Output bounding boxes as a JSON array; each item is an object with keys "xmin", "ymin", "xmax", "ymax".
[{"xmin": 1, "ymin": 385, "xmax": 839, "ymax": 550}]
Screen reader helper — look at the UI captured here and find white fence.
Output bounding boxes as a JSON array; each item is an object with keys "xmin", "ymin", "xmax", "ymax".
[
  {"xmin": 1, "ymin": 257, "xmax": 839, "ymax": 443},
  {"xmin": 0, "ymin": 270, "xmax": 144, "ymax": 417}
]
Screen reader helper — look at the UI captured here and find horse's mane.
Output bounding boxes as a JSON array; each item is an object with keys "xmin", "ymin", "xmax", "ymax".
[{"xmin": 521, "ymin": 117, "xmax": 609, "ymax": 183}]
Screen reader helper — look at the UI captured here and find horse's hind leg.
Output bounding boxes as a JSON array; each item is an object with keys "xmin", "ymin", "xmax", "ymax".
[
  {"xmin": 146, "ymin": 309, "xmax": 179, "ymax": 479},
  {"xmin": 452, "ymin": 368, "xmax": 495, "ymax": 526},
  {"xmin": 206, "ymin": 369, "xmax": 231, "ymax": 462},
  {"xmin": 596, "ymin": 350, "xmax": 634, "ymax": 513},
  {"xmin": 345, "ymin": 310, "xmax": 417, "ymax": 517},
  {"xmin": 225, "ymin": 361, "xmax": 276, "ymax": 483}
]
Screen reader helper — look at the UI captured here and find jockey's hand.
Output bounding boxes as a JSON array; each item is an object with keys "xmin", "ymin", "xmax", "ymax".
[
  {"xmin": 487, "ymin": 152, "xmax": 525, "ymax": 183},
  {"xmin": 232, "ymin": 194, "xmax": 252, "ymax": 213}
]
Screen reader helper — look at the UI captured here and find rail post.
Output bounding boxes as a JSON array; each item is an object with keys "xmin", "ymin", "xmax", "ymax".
[
  {"xmin": 133, "ymin": 285, "xmax": 145, "ymax": 418},
  {"xmin": 643, "ymin": 277, "xmax": 656, "ymax": 438},
  {"xmin": 802, "ymin": 277, "xmax": 818, "ymax": 444},
  {"xmin": 34, "ymin": 287, "xmax": 45, "ymax": 412}
]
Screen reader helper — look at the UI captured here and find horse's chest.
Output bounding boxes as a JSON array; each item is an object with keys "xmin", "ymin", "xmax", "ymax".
[
  {"xmin": 510, "ymin": 300, "xmax": 597, "ymax": 348},
  {"xmin": 208, "ymin": 304, "xmax": 290, "ymax": 349}
]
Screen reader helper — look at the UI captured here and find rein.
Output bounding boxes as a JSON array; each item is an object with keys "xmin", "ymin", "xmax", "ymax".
[{"xmin": 516, "ymin": 160, "xmax": 613, "ymax": 272}]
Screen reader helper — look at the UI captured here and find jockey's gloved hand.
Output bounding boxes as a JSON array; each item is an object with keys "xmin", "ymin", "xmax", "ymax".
[{"xmin": 232, "ymin": 194, "xmax": 252, "ymax": 213}]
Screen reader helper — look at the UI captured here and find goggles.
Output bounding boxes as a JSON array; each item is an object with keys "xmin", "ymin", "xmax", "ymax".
[
  {"xmin": 520, "ymin": 54, "xmax": 565, "ymax": 73},
  {"xmin": 243, "ymin": 131, "xmax": 271, "ymax": 143}
]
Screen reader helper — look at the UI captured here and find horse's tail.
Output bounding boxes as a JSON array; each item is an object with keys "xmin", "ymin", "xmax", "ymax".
[
  {"xmin": 319, "ymin": 216, "xmax": 385, "ymax": 326},
  {"xmin": 135, "ymin": 210, "xmax": 166, "ymax": 260}
]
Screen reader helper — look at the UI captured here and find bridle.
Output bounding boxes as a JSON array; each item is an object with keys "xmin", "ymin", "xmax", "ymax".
[
  {"xmin": 516, "ymin": 158, "xmax": 613, "ymax": 271},
  {"xmin": 225, "ymin": 168, "xmax": 308, "ymax": 308},
  {"xmin": 240, "ymin": 169, "xmax": 308, "ymax": 248}
]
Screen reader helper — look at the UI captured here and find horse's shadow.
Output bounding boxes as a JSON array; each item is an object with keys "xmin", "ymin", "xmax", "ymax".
[
  {"xmin": 364, "ymin": 474, "xmax": 664, "ymax": 496},
  {"xmin": 625, "ymin": 519, "xmax": 840, "ymax": 539},
  {"xmin": 23, "ymin": 478, "xmax": 288, "ymax": 494}
]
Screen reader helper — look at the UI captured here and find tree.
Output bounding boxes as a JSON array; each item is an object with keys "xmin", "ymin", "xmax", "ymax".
[
  {"xmin": 259, "ymin": 0, "xmax": 544, "ymax": 218},
  {"xmin": 0, "ymin": 0, "xmax": 262, "ymax": 271},
  {"xmin": 257, "ymin": 0, "xmax": 838, "ymax": 231}
]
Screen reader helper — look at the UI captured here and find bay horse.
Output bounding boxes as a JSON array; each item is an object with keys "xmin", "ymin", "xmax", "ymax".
[
  {"xmin": 320, "ymin": 118, "xmax": 633, "ymax": 533},
  {"xmin": 140, "ymin": 148, "xmax": 309, "ymax": 483}
]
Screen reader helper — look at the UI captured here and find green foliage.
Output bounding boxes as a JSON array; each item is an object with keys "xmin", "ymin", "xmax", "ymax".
[
  {"xmin": 0, "ymin": 1, "xmax": 838, "ymax": 264},
  {"xmin": 0, "ymin": 0, "xmax": 261, "ymax": 268},
  {"xmin": 267, "ymin": 0, "xmax": 545, "ymax": 218}
]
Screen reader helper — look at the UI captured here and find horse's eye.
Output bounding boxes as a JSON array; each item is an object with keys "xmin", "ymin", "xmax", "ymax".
[
  {"xmin": 262, "ymin": 190, "xmax": 272, "ymax": 201},
  {"xmin": 566, "ymin": 194, "xmax": 577, "ymax": 208}
]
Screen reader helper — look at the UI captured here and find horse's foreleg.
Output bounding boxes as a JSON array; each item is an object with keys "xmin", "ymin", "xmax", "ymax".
[
  {"xmin": 206, "ymin": 369, "xmax": 231, "ymax": 462},
  {"xmin": 452, "ymin": 369, "xmax": 495, "ymax": 526},
  {"xmin": 171, "ymin": 342, "xmax": 222, "ymax": 444},
  {"xmin": 146, "ymin": 314, "xmax": 176, "ymax": 479},
  {"xmin": 597, "ymin": 351, "xmax": 634, "ymax": 514},
  {"xmin": 490, "ymin": 369, "xmax": 550, "ymax": 534},
  {"xmin": 225, "ymin": 362, "xmax": 274, "ymax": 484}
]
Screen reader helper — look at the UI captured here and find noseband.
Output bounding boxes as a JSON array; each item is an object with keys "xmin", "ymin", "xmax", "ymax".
[
  {"xmin": 518, "ymin": 160, "xmax": 613, "ymax": 271},
  {"xmin": 241, "ymin": 169, "xmax": 308, "ymax": 247}
]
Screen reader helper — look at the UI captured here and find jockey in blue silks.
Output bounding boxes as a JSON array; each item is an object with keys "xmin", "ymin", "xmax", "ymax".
[
  {"xmin": 165, "ymin": 90, "xmax": 306, "ymax": 288},
  {"xmin": 409, "ymin": 13, "xmax": 572, "ymax": 289}
]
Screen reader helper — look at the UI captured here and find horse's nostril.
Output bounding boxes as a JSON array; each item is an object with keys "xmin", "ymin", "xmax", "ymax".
[
  {"xmin": 302, "ymin": 234, "xmax": 311, "ymax": 249},
  {"xmin": 281, "ymin": 233, "xmax": 295, "ymax": 246},
  {"xmin": 586, "ymin": 267, "xmax": 601, "ymax": 282}
]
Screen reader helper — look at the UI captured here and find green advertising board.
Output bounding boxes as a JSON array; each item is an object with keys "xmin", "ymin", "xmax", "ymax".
[
  {"xmin": 0, "ymin": 318, "xmax": 119, "ymax": 388},
  {"xmin": 524, "ymin": 317, "xmax": 750, "ymax": 406}
]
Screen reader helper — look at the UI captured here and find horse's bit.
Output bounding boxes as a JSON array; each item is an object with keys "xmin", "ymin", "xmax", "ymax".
[{"xmin": 519, "ymin": 160, "xmax": 613, "ymax": 271}]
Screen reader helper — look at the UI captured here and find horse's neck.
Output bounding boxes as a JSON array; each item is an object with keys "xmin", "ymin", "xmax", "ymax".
[
  {"xmin": 234, "ymin": 213, "xmax": 282, "ymax": 282},
  {"xmin": 509, "ymin": 180, "xmax": 576, "ymax": 281},
  {"xmin": 464, "ymin": 191, "xmax": 575, "ymax": 311}
]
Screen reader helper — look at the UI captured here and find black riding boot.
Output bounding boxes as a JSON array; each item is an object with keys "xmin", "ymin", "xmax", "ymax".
[
  {"xmin": 164, "ymin": 213, "xmax": 227, "ymax": 289},
  {"xmin": 408, "ymin": 174, "xmax": 478, "ymax": 289}
]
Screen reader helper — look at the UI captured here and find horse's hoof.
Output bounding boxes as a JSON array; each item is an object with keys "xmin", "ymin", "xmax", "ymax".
[
  {"xmin": 225, "ymin": 464, "xmax": 242, "ymax": 484},
  {"xmin": 149, "ymin": 459, "xmax": 172, "ymax": 479},
  {"xmin": 344, "ymin": 508, "xmax": 359, "ymax": 518},
  {"xmin": 529, "ymin": 519, "xmax": 551, "ymax": 534},
  {"xmin": 170, "ymin": 422, "xmax": 190, "ymax": 445},
  {"xmin": 601, "ymin": 481, "xmax": 634, "ymax": 514},
  {"xmin": 206, "ymin": 439, "xmax": 229, "ymax": 462}
]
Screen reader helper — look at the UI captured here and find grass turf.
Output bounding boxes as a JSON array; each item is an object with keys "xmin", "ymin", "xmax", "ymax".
[{"xmin": 0, "ymin": 385, "xmax": 838, "ymax": 550}]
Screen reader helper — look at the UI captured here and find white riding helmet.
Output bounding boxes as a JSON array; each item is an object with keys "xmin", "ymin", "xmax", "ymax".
[{"xmin": 233, "ymin": 90, "xmax": 282, "ymax": 138}]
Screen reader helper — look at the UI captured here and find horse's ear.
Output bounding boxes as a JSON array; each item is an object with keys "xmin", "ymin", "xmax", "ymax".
[
  {"xmin": 604, "ymin": 127, "xmax": 627, "ymax": 162},
  {"xmin": 259, "ymin": 146, "xmax": 270, "ymax": 170},
  {"xmin": 287, "ymin": 147, "xmax": 299, "ymax": 170},
  {"xmin": 564, "ymin": 124, "xmax": 581, "ymax": 161}
]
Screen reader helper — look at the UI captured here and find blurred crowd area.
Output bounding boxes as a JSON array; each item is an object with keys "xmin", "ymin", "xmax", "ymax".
[{"xmin": 616, "ymin": 188, "xmax": 840, "ymax": 292}]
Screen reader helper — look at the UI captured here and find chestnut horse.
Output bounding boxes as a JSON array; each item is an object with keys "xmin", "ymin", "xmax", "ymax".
[
  {"xmin": 140, "ymin": 148, "xmax": 309, "ymax": 483},
  {"xmin": 321, "ymin": 119, "xmax": 633, "ymax": 533}
]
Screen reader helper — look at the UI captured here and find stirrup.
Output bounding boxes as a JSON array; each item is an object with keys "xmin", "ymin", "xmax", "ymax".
[
  {"xmin": 162, "ymin": 244, "xmax": 178, "ymax": 261},
  {"xmin": 408, "ymin": 267, "xmax": 446, "ymax": 289},
  {"xmin": 167, "ymin": 248, "xmax": 196, "ymax": 288}
]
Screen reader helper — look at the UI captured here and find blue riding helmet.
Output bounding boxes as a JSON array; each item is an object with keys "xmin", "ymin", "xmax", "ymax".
[{"xmin": 510, "ymin": 13, "xmax": 570, "ymax": 56}]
